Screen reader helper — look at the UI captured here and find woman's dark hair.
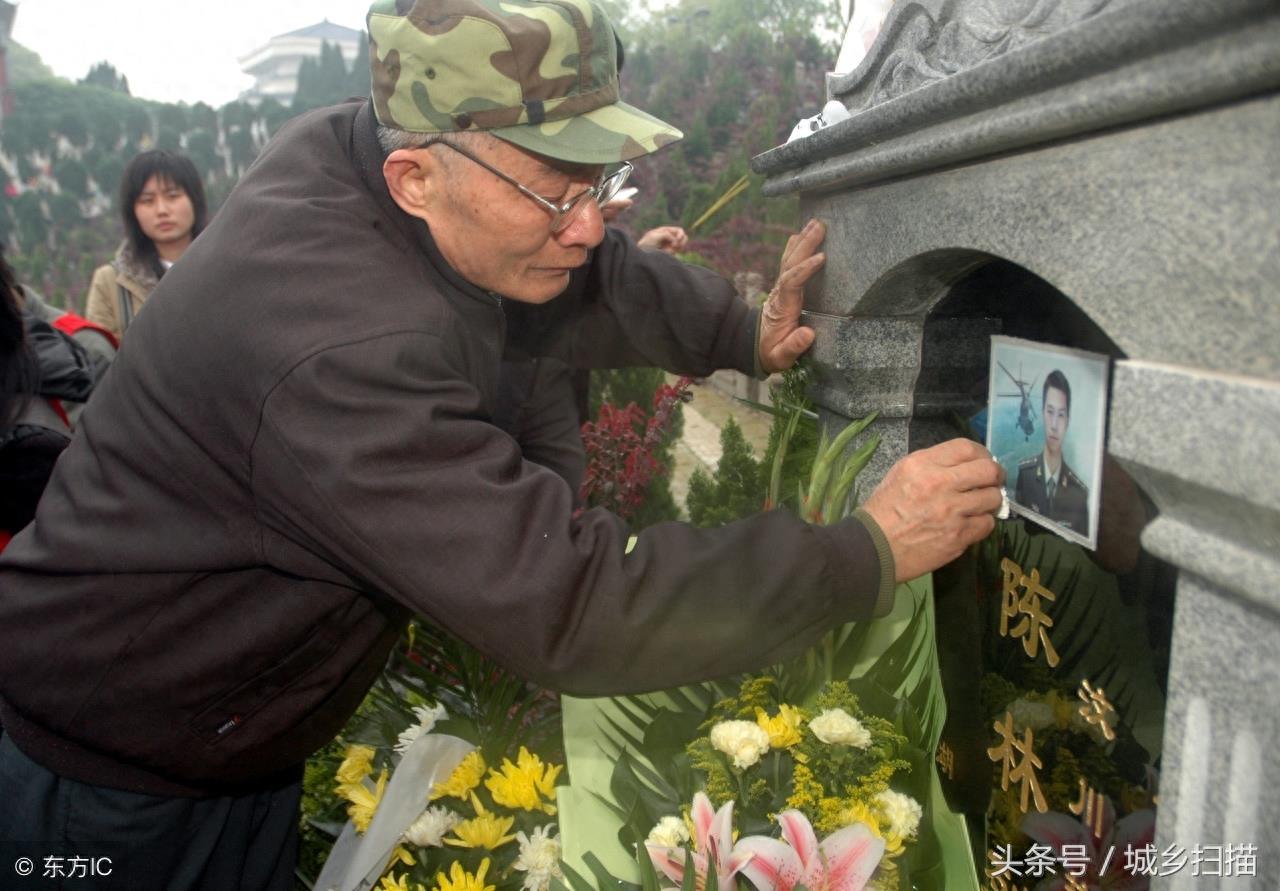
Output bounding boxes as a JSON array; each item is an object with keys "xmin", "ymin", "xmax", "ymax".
[
  {"xmin": 1, "ymin": 246, "xmax": 36, "ymax": 440},
  {"xmin": 119, "ymin": 150, "xmax": 209, "ymax": 277}
]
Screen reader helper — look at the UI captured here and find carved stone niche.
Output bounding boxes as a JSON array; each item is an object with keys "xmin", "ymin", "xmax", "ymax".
[{"xmin": 754, "ymin": 0, "xmax": 1280, "ymax": 882}]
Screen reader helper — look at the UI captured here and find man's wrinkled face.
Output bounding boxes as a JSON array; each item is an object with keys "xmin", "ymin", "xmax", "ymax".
[
  {"xmin": 423, "ymin": 137, "xmax": 607, "ymax": 304},
  {"xmin": 1043, "ymin": 385, "xmax": 1070, "ymax": 461}
]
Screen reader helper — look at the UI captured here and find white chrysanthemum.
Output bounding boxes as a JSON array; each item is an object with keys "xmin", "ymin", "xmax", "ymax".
[
  {"xmin": 646, "ymin": 815, "xmax": 691, "ymax": 848},
  {"xmin": 394, "ymin": 703, "xmax": 448, "ymax": 755},
  {"xmin": 876, "ymin": 789, "xmax": 923, "ymax": 840},
  {"xmin": 808, "ymin": 708, "xmax": 872, "ymax": 748},
  {"xmin": 709, "ymin": 720, "xmax": 771, "ymax": 770},
  {"xmin": 1009, "ymin": 698, "xmax": 1054, "ymax": 732},
  {"xmin": 402, "ymin": 805, "xmax": 460, "ymax": 847},
  {"xmin": 513, "ymin": 824, "xmax": 563, "ymax": 891}
]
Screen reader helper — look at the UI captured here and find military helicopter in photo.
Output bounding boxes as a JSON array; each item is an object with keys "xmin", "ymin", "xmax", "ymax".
[{"xmin": 997, "ymin": 361, "xmax": 1038, "ymax": 440}]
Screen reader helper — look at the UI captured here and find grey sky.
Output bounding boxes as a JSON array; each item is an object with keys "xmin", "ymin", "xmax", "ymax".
[{"xmin": 11, "ymin": 0, "xmax": 365, "ymax": 106}]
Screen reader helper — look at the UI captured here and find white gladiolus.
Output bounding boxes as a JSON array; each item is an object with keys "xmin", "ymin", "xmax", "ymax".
[
  {"xmin": 808, "ymin": 708, "xmax": 872, "ymax": 748},
  {"xmin": 876, "ymin": 789, "xmax": 923, "ymax": 840},
  {"xmin": 394, "ymin": 702, "xmax": 448, "ymax": 755},
  {"xmin": 646, "ymin": 815, "xmax": 692, "ymax": 848},
  {"xmin": 513, "ymin": 824, "xmax": 563, "ymax": 891},
  {"xmin": 709, "ymin": 720, "xmax": 771, "ymax": 770},
  {"xmin": 402, "ymin": 805, "xmax": 459, "ymax": 847}
]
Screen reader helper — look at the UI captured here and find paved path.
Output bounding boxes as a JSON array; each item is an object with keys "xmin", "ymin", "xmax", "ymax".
[{"xmin": 668, "ymin": 377, "xmax": 774, "ymax": 518}]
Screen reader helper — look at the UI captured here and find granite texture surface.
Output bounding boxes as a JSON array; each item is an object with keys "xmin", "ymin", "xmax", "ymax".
[
  {"xmin": 1158, "ymin": 573, "xmax": 1279, "ymax": 887},
  {"xmin": 756, "ymin": 0, "xmax": 1280, "ymax": 196},
  {"xmin": 792, "ymin": 93, "xmax": 1280, "ymax": 380},
  {"xmin": 754, "ymin": 0, "xmax": 1280, "ymax": 869},
  {"xmin": 1110, "ymin": 361, "xmax": 1280, "ymax": 612}
]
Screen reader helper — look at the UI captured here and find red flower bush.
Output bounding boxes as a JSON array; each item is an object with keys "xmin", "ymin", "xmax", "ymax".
[{"xmin": 579, "ymin": 377, "xmax": 693, "ymax": 520}]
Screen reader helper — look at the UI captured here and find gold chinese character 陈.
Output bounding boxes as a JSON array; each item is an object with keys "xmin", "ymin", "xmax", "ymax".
[
  {"xmin": 1064, "ymin": 875, "xmax": 1088, "ymax": 891},
  {"xmin": 988, "ymin": 711, "xmax": 1048, "ymax": 814},
  {"xmin": 999, "ymin": 558, "xmax": 1060, "ymax": 668},
  {"xmin": 936, "ymin": 741, "xmax": 956, "ymax": 780},
  {"xmin": 1076, "ymin": 679, "xmax": 1118, "ymax": 741},
  {"xmin": 1070, "ymin": 777, "xmax": 1107, "ymax": 839}
]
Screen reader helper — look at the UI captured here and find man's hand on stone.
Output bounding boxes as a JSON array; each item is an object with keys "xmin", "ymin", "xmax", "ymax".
[
  {"xmin": 863, "ymin": 439, "xmax": 1005, "ymax": 581},
  {"xmin": 637, "ymin": 225, "xmax": 688, "ymax": 254},
  {"xmin": 760, "ymin": 219, "xmax": 824, "ymax": 374}
]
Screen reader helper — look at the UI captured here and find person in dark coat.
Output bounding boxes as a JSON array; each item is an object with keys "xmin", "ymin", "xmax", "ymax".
[
  {"xmin": 0, "ymin": 249, "xmax": 98, "ymax": 551},
  {"xmin": 0, "ymin": 4, "xmax": 1004, "ymax": 886}
]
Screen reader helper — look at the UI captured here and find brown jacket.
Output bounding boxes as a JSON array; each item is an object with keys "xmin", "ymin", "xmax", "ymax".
[
  {"xmin": 83, "ymin": 241, "xmax": 160, "ymax": 340},
  {"xmin": 0, "ymin": 101, "xmax": 893, "ymax": 796}
]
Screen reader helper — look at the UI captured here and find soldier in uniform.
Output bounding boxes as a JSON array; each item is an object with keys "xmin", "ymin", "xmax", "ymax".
[{"xmin": 1015, "ymin": 369, "xmax": 1090, "ymax": 537}]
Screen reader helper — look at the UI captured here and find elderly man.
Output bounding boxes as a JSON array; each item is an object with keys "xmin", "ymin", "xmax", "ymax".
[{"xmin": 0, "ymin": 1, "xmax": 1001, "ymax": 886}]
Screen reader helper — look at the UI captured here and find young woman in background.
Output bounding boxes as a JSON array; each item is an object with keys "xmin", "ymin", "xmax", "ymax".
[{"xmin": 85, "ymin": 150, "xmax": 208, "ymax": 339}]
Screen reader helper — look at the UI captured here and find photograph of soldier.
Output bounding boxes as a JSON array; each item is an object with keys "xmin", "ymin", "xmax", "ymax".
[
  {"xmin": 987, "ymin": 336, "xmax": 1108, "ymax": 549},
  {"xmin": 1015, "ymin": 370, "xmax": 1090, "ymax": 537}
]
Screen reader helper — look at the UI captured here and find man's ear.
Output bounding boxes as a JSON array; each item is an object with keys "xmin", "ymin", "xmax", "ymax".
[{"xmin": 383, "ymin": 148, "xmax": 442, "ymax": 220}]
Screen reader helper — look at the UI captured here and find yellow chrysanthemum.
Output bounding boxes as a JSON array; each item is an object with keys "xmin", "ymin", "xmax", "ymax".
[
  {"xmin": 433, "ymin": 858, "xmax": 495, "ymax": 891},
  {"xmin": 380, "ymin": 873, "xmax": 425, "ymax": 891},
  {"xmin": 430, "ymin": 751, "xmax": 487, "ymax": 801},
  {"xmin": 839, "ymin": 800, "xmax": 882, "ymax": 836},
  {"xmin": 388, "ymin": 845, "xmax": 416, "ymax": 869},
  {"xmin": 839, "ymin": 799, "xmax": 905, "ymax": 856},
  {"xmin": 444, "ymin": 794, "xmax": 516, "ymax": 851},
  {"xmin": 484, "ymin": 747, "xmax": 562, "ymax": 815},
  {"xmin": 338, "ymin": 768, "xmax": 388, "ymax": 834},
  {"xmin": 755, "ymin": 704, "xmax": 804, "ymax": 749},
  {"xmin": 335, "ymin": 744, "xmax": 376, "ymax": 785}
]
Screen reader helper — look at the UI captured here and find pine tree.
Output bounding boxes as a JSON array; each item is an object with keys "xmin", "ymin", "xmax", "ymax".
[
  {"xmin": 345, "ymin": 35, "xmax": 371, "ymax": 99},
  {"xmin": 686, "ymin": 417, "xmax": 763, "ymax": 527},
  {"xmin": 80, "ymin": 61, "xmax": 131, "ymax": 94}
]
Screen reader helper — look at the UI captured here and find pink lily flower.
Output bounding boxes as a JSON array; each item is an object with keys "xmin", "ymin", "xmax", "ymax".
[
  {"xmin": 735, "ymin": 809, "xmax": 885, "ymax": 891},
  {"xmin": 646, "ymin": 792, "xmax": 755, "ymax": 891},
  {"xmin": 1020, "ymin": 795, "xmax": 1157, "ymax": 891}
]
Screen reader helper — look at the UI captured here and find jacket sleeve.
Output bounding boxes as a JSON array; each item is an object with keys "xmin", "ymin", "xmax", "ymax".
[
  {"xmin": 506, "ymin": 228, "xmax": 761, "ymax": 379},
  {"xmin": 22, "ymin": 310, "xmax": 96, "ymax": 403},
  {"xmin": 84, "ymin": 265, "xmax": 121, "ymax": 340},
  {"xmin": 250, "ymin": 329, "xmax": 891, "ymax": 697}
]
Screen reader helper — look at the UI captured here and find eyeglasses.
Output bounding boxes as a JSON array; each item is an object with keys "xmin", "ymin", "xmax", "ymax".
[{"xmin": 430, "ymin": 140, "xmax": 633, "ymax": 234}]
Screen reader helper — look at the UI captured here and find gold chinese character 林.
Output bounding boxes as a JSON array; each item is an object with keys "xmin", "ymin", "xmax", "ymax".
[{"xmin": 988, "ymin": 711, "xmax": 1048, "ymax": 814}]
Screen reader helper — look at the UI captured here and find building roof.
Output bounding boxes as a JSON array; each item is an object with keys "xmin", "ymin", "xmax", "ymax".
[
  {"xmin": 1, "ymin": 1, "xmax": 16, "ymax": 44},
  {"xmin": 275, "ymin": 20, "xmax": 362, "ymax": 43}
]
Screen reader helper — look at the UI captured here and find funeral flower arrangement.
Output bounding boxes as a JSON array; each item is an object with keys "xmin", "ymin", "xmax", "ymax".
[
  {"xmin": 332, "ymin": 727, "xmax": 564, "ymax": 891},
  {"xmin": 309, "ymin": 372, "xmax": 975, "ymax": 890},
  {"xmin": 306, "ymin": 374, "xmax": 696, "ymax": 891},
  {"xmin": 555, "ymin": 394, "xmax": 977, "ymax": 890},
  {"xmin": 312, "ymin": 621, "xmax": 568, "ymax": 891},
  {"xmin": 637, "ymin": 675, "xmax": 930, "ymax": 891}
]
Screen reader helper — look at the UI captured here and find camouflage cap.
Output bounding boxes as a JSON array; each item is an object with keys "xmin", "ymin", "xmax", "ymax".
[{"xmin": 367, "ymin": 0, "xmax": 683, "ymax": 164}]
